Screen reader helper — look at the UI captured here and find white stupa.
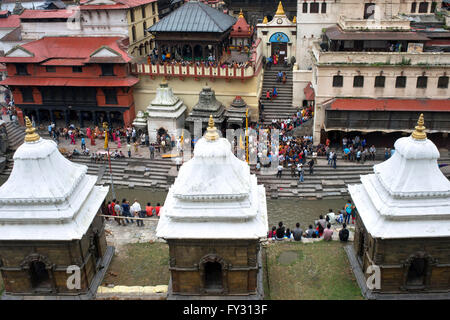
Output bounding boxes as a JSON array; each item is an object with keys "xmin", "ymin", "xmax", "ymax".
[
  {"xmin": 146, "ymin": 80, "xmax": 187, "ymax": 143},
  {"xmin": 156, "ymin": 115, "xmax": 268, "ymax": 239},
  {"xmin": 0, "ymin": 117, "xmax": 109, "ymax": 241},
  {"xmin": 348, "ymin": 114, "xmax": 450, "ymax": 239}
]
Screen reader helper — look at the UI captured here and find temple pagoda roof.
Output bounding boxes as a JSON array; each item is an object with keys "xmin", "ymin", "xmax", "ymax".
[
  {"xmin": 231, "ymin": 10, "xmax": 253, "ymax": 38},
  {"xmin": 149, "ymin": 0, "xmax": 236, "ymax": 33}
]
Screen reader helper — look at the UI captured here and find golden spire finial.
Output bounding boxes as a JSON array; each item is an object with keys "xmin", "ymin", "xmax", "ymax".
[
  {"xmin": 276, "ymin": 1, "xmax": 285, "ymax": 16},
  {"xmin": 205, "ymin": 115, "xmax": 219, "ymax": 141},
  {"xmin": 263, "ymin": 16, "xmax": 268, "ymax": 24},
  {"xmin": 24, "ymin": 116, "xmax": 40, "ymax": 143},
  {"xmin": 411, "ymin": 113, "xmax": 427, "ymax": 140},
  {"xmin": 292, "ymin": 16, "xmax": 296, "ymax": 23},
  {"xmin": 239, "ymin": 9, "xmax": 244, "ymax": 19}
]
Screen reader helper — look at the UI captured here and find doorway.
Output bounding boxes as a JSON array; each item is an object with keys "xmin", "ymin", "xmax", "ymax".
[
  {"xmin": 29, "ymin": 261, "xmax": 51, "ymax": 290},
  {"xmin": 204, "ymin": 262, "xmax": 222, "ymax": 291},
  {"xmin": 406, "ymin": 258, "xmax": 427, "ymax": 287},
  {"xmin": 271, "ymin": 43, "xmax": 288, "ymax": 62}
]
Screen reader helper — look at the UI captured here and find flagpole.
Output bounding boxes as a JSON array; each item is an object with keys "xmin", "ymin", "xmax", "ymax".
[
  {"xmin": 103, "ymin": 122, "xmax": 116, "ymax": 199},
  {"xmin": 245, "ymin": 108, "xmax": 249, "ymax": 164}
]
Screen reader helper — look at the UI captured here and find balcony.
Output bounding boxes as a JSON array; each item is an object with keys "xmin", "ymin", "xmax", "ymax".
[
  {"xmin": 312, "ymin": 41, "xmax": 450, "ymax": 66},
  {"xmin": 338, "ymin": 15, "xmax": 411, "ymax": 31}
]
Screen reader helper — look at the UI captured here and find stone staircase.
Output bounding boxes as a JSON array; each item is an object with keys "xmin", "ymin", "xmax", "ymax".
[
  {"xmin": 1, "ymin": 155, "xmax": 175, "ymax": 190},
  {"xmin": 260, "ymin": 66, "xmax": 295, "ymax": 125},
  {"xmin": 5, "ymin": 122, "xmax": 25, "ymax": 150}
]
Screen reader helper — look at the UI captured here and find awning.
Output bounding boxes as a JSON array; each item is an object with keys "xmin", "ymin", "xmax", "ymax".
[
  {"xmin": 41, "ymin": 59, "xmax": 86, "ymax": 66},
  {"xmin": 325, "ymin": 26, "xmax": 430, "ymax": 41},
  {"xmin": 0, "ymin": 77, "xmax": 139, "ymax": 87},
  {"xmin": 304, "ymin": 82, "xmax": 315, "ymax": 101},
  {"xmin": 326, "ymin": 98, "xmax": 450, "ymax": 112}
]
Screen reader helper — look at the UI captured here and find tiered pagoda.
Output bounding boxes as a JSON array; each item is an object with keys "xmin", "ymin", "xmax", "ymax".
[
  {"xmin": 347, "ymin": 114, "xmax": 450, "ymax": 299},
  {"xmin": 146, "ymin": 80, "xmax": 187, "ymax": 143},
  {"xmin": 0, "ymin": 118, "xmax": 113, "ymax": 300},
  {"xmin": 230, "ymin": 10, "xmax": 254, "ymax": 49},
  {"xmin": 156, "ymin": 116, "xmax": 268, "ymax": 299},
  {"xmin": 186, "ymin": 86, "xmax": 225, "ymax": 133}
]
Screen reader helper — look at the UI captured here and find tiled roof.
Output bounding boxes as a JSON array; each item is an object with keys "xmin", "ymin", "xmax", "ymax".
[
  {"xmin": 80, "ymin": 0, "xmax": 156, "ymax": 10},
  {"xmin": 0, "ymin": 36, "xmax": 131, "ymax": 64},
  {"xmin": 20, "ymin": 9, "xmax": 74, "ymax": 19},
  {"xmin": 149, "ymin": 1, "xmax": 236, "ymax": 33},
  {"xmin": 327, "ymin": 98, "xmax": 450, "ymax": 112},
  {"xmin": 0, "ymin": 14, "xmax": 20, "ymax": 28}
]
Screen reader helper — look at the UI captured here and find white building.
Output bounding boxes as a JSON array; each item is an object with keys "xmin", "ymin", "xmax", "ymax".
[{"xmin": 146, "ymin": 80, "xmax": 187, "ymax": 143}]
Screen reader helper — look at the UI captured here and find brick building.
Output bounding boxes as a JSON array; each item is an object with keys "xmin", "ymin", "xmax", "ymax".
[{"xmin": 0, "ymin": 36, "xmax": 139, "ymax": 127}]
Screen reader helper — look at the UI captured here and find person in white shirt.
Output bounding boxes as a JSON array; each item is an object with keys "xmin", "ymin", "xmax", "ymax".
[{"xmin": 130, "ymin": 199, "xmax": 142, "ymax": 225}]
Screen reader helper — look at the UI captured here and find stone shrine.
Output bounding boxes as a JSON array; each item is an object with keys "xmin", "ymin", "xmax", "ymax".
[
  {"xmin": 347, "ymin": 114, "xmax": 450, "ymax": 299},
  {"xmin": 186, "ymin": 86, "xmax": 226, "ymax": 134},
  {"xmin": 225, "ymin": 96, "xmax": 249, "ymax": 129},
  {"xmin": 0, "ymin": 118, "xmax": 113, "ymax": 300},
  {"xmin": 146, "ymin": 80, "xmax": 187, "ymax": 143},
  {"xmin": 156, "ymin": 116, "xmax": 268, "ymax": 299}
]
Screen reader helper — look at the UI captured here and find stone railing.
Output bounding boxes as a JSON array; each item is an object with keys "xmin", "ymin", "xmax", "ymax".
[
  {"xmin": 312, "ymin": 42, "xmax": 450, "ymax": 66},
  {"xmin": 131, "ymin": 39, "xmax": 263, "ymax": 80},
  {"xmin": 338, "ymin": 15, "xmax": 411, "ymax": 31}
]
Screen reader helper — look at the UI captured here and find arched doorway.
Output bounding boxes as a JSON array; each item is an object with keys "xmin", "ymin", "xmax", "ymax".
[
  {"xmin": 29, "ymin": 261, "xmax": 51, "ymax": 289},
  {"xmin": 204, "ymin": 262, "xmax": 222, "ymax": 290},
  {"xmin": 269, "ymin": 32, "xmax": 289, "ymax": 62},
  {"xmin": 406, "ymin": 258, "xmax": 427, "ymax": 287}
]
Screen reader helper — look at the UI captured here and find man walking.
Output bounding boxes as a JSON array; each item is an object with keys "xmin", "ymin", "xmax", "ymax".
[
  {"xmin": 308, "ymin": 159, "xmax": 314, "ymax": 175},
  {"xmin": 276, "ymin": 164, "xmax": 283, "ymax": 179},
  {"xmin": 149, "ymin": 144, "xmax": 155, "ymax": 159}
]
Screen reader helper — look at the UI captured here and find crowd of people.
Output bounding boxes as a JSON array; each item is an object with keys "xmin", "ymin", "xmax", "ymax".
[
  {"xmin": 103, "ymin": 198, "xmax": 163, "ymax": 227},
  {"xmin": 268, "ymin": 200, "xmax": 356, "ymax": 243}
]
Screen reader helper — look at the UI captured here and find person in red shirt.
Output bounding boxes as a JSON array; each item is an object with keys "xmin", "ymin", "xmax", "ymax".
[
  {"xmin": 155, "ymin": 203, "xmax": 161, "ymax": 217},
  {"xmin": 146, "ymin": 202, "xmax": 155, "ymax": 217}
]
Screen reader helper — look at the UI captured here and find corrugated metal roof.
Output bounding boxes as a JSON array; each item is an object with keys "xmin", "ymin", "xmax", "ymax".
[{"xmin": 149, "ymin": 1, "xmax": 236, "ymax": 33}]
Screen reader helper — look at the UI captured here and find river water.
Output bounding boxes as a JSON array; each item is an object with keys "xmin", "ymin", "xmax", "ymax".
[{"xmin": 0, "ymin": 176, "xmax": 346, "ymax": 231}]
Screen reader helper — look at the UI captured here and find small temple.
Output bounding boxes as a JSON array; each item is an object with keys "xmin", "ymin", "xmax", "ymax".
[
  {"xmin": 225, "ymin": 96, "xmax": 249, "ymax": 129},
  {"xmin": 148, "ymin": 1, "xmax": 236, "ymax": 62},
  {"xmin": 230, "ymin": 10, "xmax": 254, "ymax": 49},
  {"xmin": 156, "ymin": 115, "xmax": 268, "ymax": 299},
  {"xmin": 146, "ymin": 80, "xmax": 187, "ymax": 143},
  {"xmin": 186, "ymin": 86, "xmax": 226, "ymax": 133},
  {"xmin": 347, "ymin": 114, "xmax": 450, "ymax": 299},
  {"xmin": 0, "ymin": 118, "xmax": 113, "ymax": 299}
]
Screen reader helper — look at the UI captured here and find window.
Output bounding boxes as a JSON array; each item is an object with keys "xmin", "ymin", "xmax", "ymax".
[
  {"xmin": 153, "ymin": 17, "xmax": 156, "ymax": 25},
  {"xmin": 418, "ymin": 2, "xmax": 428, "ymax": 13},
  {"xmin": 364, "ymin": 3, "xmax": 375, "ymax": 19},
  {"xmin": 375, "ymin": 76, "xmax": 385, "ymax": 88},
  {"xmin": 141, "ymin": 6, "xmax": 146, "ymax": 18},
  {"xmin": 417, "ymin": 76, "xmax": 428, "ymax": 88},
  {"xmin": 411, "ymin": 2, "xmax": 417, "ymax": 13},
  {"xmin": 321, "ymin": 2, "xmax": 327, "ymax": 14},
  {"xmin": 131, "ymin": 25, "xmax": 136, "ymax": 42},
  {"xmin": 103, "ymin": 88, "xmax": 118, "ymax": 105},
  {"xmin": 437, "ymin": 76, "xmax": 449, "ymax": 89},
  {"xmin": 143, "ymin": 21, "xmax": 147, "ymax": 36},
  {"xmin": 130, "ymin": 9, "xmax": 135, "ymax": 22},
  {"xmin": 431, "ymin": 2, "xmax": 437, "ymax": 12},
  {"xmin": 72, "ymin": 66, "xmax": 83, "ymax": 73},
  {"xmin": 152, "ymin": 2, "xmax": 155, "ymax": 14},
  {"xmin": 332, "ymin": 75, "xmax": 343, "ymax": 87},
  {"xmin": 15, "ymin": 63, "xmax": 28, "ymax": 75},
  {"xmin": 395, "ymin": 76, "xmax": 407, "ymax": 88},
  {"xmin": 45, "ymin": 66, "xmax": 56, "ymax": 73},
  {"xmin": 20, "ymin": 87, "xmax": 34, "ymax": 102},
  {"xmin": 353, "ymin": 75, "xmax": 364, "ymax": 87},
  {"xmin": 310, "ymin": 2, "xmax": 319, "ymax": 13},
  {"xmin": 302, "ymin": 2, "xmax": 308, "ymax": 13},
  {"xmin": 101, "ymin": 64, "xmax": 115, "ymax": 76}
]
